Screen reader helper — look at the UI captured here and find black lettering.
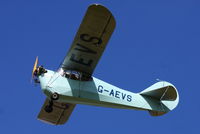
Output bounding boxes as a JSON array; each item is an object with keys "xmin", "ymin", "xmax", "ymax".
[
  {"xmin": 80, "ymin": 34, "xmax": 102, "ymax": 45},
  {"xmin": 109, "ymin": 89, "xmax": 114, "ymax": 96},
  {"xmin": 104, "ymin": 89, "xmax": 109, "ymax": 92},
  {"xmin": 115, "ymin": 91, "xmax": 120, "ymax": 98},
  {"xmin": 75, "ymin": 43, "xmax": 97, "ymax": 54},
  {"xmin": 121, "ymin": 93, "xmax": 126, "ymax": 100},
  {"xmin": 98, "ymin": 85, "xmax": 103, "ymax": 93},
  {"xmin": 70, "ymin": 54, "xmax": 93, "ymax": 66},
  {"xmin": 127, "ymin": 95, "xmax": 132, "ymax": 102}
]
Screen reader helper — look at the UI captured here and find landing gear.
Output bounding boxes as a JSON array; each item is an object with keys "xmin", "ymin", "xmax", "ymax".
[
  {"xmin": 44, "ymin": 100, "xmax": 53, "ymax": 113},
  {"xmin": 51, "ymin": 92, "xmax": 59, "ymax": 100},
  {"xmin": 45, "ymin": 105, "xmax": 53, "ymax": 113},
  {"xmin": 44, "ymin": 93, "xmax": 60, "ymax": 113}
]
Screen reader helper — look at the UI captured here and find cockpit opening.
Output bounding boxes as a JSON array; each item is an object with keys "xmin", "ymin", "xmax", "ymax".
[{"xmin": 58, "ymin": 68, "xmax": 93, "ymax": 81}]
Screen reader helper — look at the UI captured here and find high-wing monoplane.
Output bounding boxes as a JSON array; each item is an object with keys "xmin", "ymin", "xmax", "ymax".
[{"xmin": 32, "ymin": 4, "xmax": 179, "ymax": 125}]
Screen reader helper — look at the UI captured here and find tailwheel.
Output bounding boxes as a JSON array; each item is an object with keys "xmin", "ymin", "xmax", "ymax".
[{"xmin": 51, "ymin": 92, "xmax": 59, "ymax": 100}]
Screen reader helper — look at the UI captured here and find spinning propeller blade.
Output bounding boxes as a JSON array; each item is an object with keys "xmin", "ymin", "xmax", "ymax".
[{"xmin": 31, "ymin": 56, "xmax": 38, "ymax": 81}]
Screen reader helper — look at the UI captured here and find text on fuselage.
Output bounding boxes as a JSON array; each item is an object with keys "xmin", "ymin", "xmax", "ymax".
[{"xmin": 98, "ymin": 85, "xmax": 132, "ymax": 102}]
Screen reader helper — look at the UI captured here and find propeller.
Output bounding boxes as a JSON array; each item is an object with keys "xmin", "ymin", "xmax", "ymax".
[{"xmin": 31, "ymin": 56, "xmax": 38, "ymax": 83}]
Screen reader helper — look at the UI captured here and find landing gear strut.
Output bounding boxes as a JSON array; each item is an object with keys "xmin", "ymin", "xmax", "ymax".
[
  {"xmin": 44, "ymin": 93, "xmax": 60, "ymax": 113},
  {"xmin": 45, "ymin": 100, "xmax": 53, "ymax": 113}
]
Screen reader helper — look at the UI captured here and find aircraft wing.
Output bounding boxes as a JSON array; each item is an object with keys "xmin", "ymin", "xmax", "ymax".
[
  {"xmin": 61, "ymin": 4, "xmax": 116, "ymax": 78},
  {"xmin": 37, "ymin": 98, "xmax": 76, "ymax": 125}
]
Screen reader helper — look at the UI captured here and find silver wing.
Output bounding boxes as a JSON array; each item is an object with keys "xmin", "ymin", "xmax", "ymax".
[
  {"xmin": 61, "ymin": 4, "xmax": 116, "ymax": 77},
  {"xmin": 37, "ymin": 98, "xmax": 76, "ymax": 125}
]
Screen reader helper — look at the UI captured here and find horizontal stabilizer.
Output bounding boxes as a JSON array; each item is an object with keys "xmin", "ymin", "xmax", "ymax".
[{"xmin": 140, "ymin": 81, "xmax": 179, "ymax": 116}]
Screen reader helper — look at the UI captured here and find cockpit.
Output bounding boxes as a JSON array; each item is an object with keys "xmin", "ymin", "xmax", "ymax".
[{"xmin": 58, "ymin": 68, "xmax": 93, "ymax": 81}]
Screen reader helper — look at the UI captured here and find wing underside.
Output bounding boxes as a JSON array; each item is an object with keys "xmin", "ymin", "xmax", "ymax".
[
  {"xmin": 37, "ymin": 98, "xmax": 76, "ymax": 125},
  {"xmin": 61, "ymin": 4, "xmax": 116, "ymax": 77}
]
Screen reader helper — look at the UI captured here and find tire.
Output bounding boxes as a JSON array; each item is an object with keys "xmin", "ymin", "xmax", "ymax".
[{"xmin": 51, "ymin": 92, "xmax": 59, "ymax": 100}]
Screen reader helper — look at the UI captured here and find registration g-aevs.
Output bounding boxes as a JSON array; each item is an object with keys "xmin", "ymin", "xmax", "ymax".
[{"xmin": 31, "ymin": 4, "xmax": 179, "ymax": 125}]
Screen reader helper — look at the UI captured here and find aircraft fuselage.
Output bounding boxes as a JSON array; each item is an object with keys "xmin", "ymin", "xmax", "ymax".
[{"xmin": 38, "ymin": 69, "xmax": 166, "ymax": 112}]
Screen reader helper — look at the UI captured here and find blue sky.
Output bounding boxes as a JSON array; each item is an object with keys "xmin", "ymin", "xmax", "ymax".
[{"xmin": 0, "ymin": 0, "xmax": 199, "ymax": 133}]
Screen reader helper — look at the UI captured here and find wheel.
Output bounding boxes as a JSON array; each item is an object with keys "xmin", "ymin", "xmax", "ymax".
[
  {"xmin": 44, "ymin": 105, "xmax": 53, "ymax": 113},
  {"xmin": 51, "ymin": 92, "xmax": 59, "ymax": 100}
]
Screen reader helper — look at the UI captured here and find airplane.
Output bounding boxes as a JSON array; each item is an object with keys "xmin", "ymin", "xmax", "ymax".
[{"xmin": 31, "ymin": 4, "xmax": 179, "ymax": 125}]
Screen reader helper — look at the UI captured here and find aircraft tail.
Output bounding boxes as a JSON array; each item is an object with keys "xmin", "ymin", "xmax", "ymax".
[{"xmin": 140, "ymin": 81, "xmax": 179, "ymax": 116}]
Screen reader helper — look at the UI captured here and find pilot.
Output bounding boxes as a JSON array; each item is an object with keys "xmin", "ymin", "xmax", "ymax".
[
  {"xmin": 70, "ymin": 73, "xmax": 76, "ymax": 80},
  {"xmin": 70, "ymin": 72, "xmax": 80, "ymax": 80}
]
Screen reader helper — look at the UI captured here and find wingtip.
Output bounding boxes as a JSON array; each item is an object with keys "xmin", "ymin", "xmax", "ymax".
[{"xmin": 87, "ymin": 3, "xmax": 116, "ymax": 25}]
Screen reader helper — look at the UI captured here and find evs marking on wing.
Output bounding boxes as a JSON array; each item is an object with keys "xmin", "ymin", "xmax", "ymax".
[{"xmin": 70, "ymin": 33, "xmax": 102, "ymax": 67}]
